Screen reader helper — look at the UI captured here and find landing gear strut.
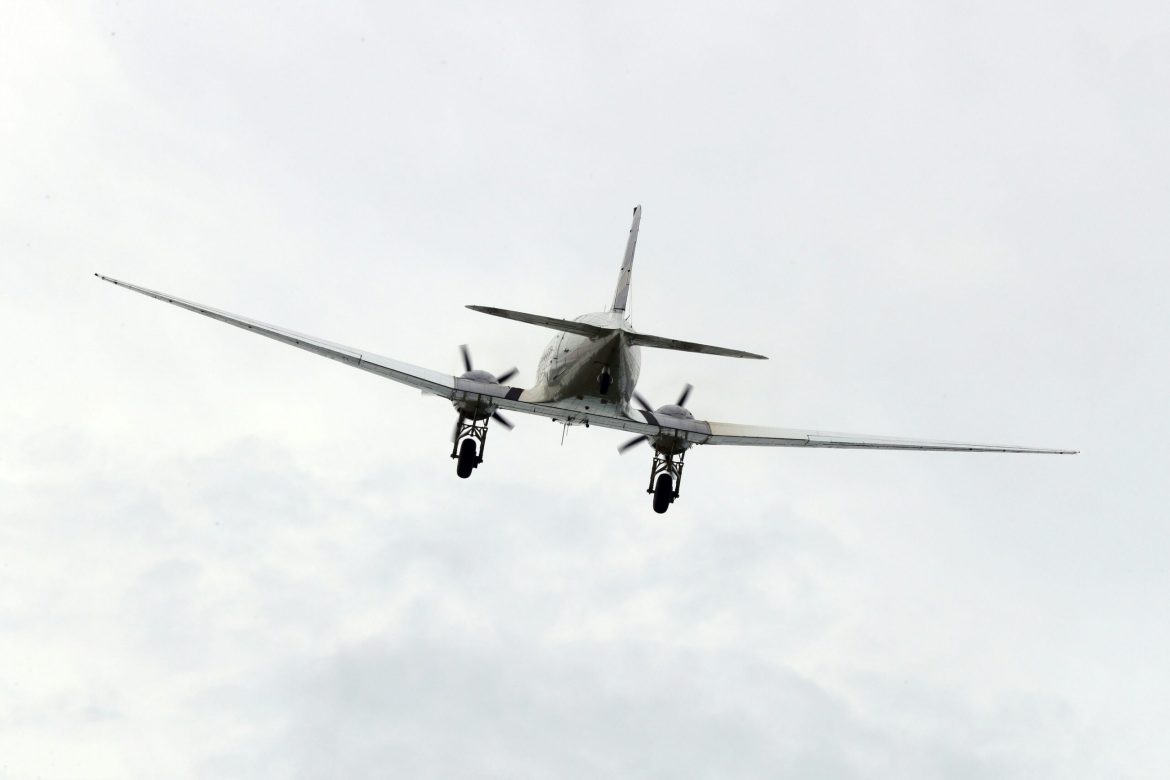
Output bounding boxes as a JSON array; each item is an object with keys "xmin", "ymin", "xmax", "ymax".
[
  {"xmin": 648, "ymin": 448, "xmax": 686, "ymax": 514},
  {"xmin": 451, "ymin": 413, "xmax": 490, "ymax": 478}
]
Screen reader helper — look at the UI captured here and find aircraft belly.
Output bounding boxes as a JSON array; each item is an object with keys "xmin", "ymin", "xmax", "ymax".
[
  {"xmin": 548, "ymin": 336, "xmax": 608, "ymax": 397},
  {"xmin": 526, "ymin": 330, "xmax": 635, "ymax": 405},
  {"xmin": 618, "ymin": 343, "xmax": 641, "ymax": 401}
]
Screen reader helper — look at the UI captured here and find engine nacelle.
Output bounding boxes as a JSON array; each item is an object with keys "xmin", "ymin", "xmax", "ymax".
[
  {"xmin": 453, "ymin": 369, "xmax": 500, "ymax": 420},
  {"xmin": 649, "ymin": 404, "xmax": 696, "ymax": 454}
]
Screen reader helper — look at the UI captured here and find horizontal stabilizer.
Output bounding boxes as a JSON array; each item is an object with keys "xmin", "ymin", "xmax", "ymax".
[
  {"xmin": 466, "ymin": 305, "xmax": 611, "ymax": 338},
  {"xmin": 626, "ymin": 332, "xmax": 767, "ymax": 360},
  {"xmin": 467, "ymin": 305, "xmax": 766, "ymax": 359}
]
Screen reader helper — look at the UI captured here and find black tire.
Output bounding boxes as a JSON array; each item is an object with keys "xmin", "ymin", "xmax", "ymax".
[
  {"xmin": 456, "ymin": 438, "xmax": 477, "ymax": 479},
  {"xmin": 652, "ymin": 473, "xmax": 673, "ymax": 514},
  {"xmin": 599, "ymin": 372, "xmax": 612, "ymax": 395}
]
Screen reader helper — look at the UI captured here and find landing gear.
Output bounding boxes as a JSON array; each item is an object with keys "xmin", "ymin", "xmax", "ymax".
[
  {"xmin": 598, "ymin": 370, "xmax": 613, "ymax": 396},
  {"xmin": 652, "ymin": 473, "xmax": 673, "ymax": 513},
  {"xmin": 451, "ymin": 413, "xmax": 489, "ymax": 478},
  {"xmin": 647, "ymin": 448, "xmax": 686, "ymax": 514},
  {"xmin": 456, "ymin": 438, "xmax": 478, "ymax": 478}
]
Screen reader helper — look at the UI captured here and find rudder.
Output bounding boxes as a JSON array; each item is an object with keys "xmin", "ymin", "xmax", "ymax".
[{"xmin": 611, "ymin": 205, "xmax": 641, "ymax": 313}]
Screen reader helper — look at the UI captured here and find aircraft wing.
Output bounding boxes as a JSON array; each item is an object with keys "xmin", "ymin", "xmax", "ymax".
[
  {"xmin": 444, "ymin": 383, "xmax": 1075, "ymax": 454},
  {"xmin": 95, "ymin": 275, "xmax": 658, "ymax": 424},
  {"xmin": 696, "ymin": 422, "xmax": 1076, "ymax": 453},
  {"xmin": 96, "ymin": 275, "xmax": 459, "ymax": 398},
  {"xmin": 97, "ymin": 275, "xmax": 1074, "ymax": 455}
]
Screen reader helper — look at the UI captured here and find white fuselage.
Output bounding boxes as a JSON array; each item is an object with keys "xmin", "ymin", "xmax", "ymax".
[{"xmin": 528, "ymin": 310, "xmax": 642, "ymax": 408}]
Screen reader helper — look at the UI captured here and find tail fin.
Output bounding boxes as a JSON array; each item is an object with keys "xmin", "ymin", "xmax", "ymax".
[{"xmin": 610, "ymin": 205, "xmax": 641, "ymax": 313}]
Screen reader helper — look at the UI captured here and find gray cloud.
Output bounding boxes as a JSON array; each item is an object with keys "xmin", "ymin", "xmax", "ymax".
[{"xmin": 0, "ymin": 436, "xmax": 1103, "ymax": 778}]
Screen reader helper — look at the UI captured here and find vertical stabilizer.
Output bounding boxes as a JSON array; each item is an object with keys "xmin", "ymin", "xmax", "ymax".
[{"xmin": 611, "ymin": 205, "xmax": 641, "ymax": 312}]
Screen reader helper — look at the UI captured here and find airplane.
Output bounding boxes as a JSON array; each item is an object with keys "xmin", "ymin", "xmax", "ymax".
[{"xmin": 97, "ymin": 206, "xmax": 1076, "ymax": 513}]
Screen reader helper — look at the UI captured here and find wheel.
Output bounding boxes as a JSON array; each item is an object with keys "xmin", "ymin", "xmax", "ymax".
[
  {"xmin": 599, "ymin": 372, "xmax": 613, "ymax": 395},
  {"xmin": 652, "ymin": 473, "xmax": 673, "ymax": 514},
  {"xmin": 456, "ymin": 438, "xmax": 477, "ymax": 478}
]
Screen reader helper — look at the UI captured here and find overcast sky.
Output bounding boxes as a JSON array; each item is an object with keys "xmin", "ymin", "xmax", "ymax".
[{"xmin": 3, "ymin": 1, "xmax": 1169, "ymax": 777}]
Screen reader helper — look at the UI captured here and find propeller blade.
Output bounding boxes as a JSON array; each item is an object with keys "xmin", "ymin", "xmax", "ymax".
[
  {"xmin": 495, "ymin": 367, "xmax": 519, "ymax": 384},
  {"xmin": 676, "ymin": 383, "xmax": 693, "ymax": 407},
  {"xmin": 491, "ymin": 411, "xmax": 515, "ymax": 430},
  {"xmin": 633, "ymin": 391, "xmax": 654, "ymax": 412},
  {"xmin": 618, "ymin": 435, "xmax": 649, "ymax": 453},
  {"xmin": 459, "ymin": 344, "xmax": 473, "ymax": 372}
]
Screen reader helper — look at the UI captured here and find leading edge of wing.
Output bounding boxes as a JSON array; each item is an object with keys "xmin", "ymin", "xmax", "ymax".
[
  {"xmin": 701, "ymin": 421, "xmax": 1077, "ymax": 453},
  {"xmin": 95, "ymin": 274, "xmax": 458, "ymax": 398}
]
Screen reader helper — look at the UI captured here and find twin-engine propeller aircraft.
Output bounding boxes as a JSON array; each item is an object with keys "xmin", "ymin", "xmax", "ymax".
[{"xmin": 98, "ymin": 206, "xmax": 1075, "ymax": 513}]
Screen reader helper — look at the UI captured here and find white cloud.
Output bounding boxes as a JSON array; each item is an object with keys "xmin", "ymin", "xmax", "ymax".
[{"xmin": 2, "ymin": 1, "xmax": 1168, "ymax": 777}]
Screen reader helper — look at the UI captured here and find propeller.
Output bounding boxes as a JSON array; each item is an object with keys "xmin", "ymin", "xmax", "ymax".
[
  {"xmin": 618, "ymin": 435, "xmax": 650, "ymax": 453},
  {"xmin": 619, "ymin": 383, "xmax": 695, "ymax": 454},
  {"xmin": 459, "ymin": 344, "xmax": 519, "ymax": 385},
  {"xmin": 631, "ymin": 384, "xmax": 694, "ymax": 415}
]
